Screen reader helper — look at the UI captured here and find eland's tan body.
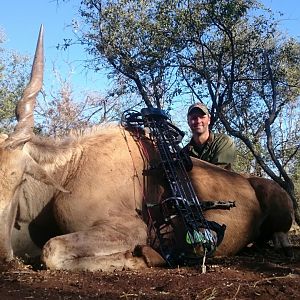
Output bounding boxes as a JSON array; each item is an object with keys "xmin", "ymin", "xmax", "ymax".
[{"xmin": 0, "ymin": 27, "xmax": 294, "ymax": 272}]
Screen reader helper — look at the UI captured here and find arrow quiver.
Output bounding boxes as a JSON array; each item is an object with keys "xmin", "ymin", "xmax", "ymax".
[{"xmin": 122, "ymin": 107, "xmax": 233, "ymax": 267}]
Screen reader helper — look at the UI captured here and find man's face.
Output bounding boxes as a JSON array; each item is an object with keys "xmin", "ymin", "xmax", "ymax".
[{"xmin": 187, "ymin": 109, "xmax": 211, "ymax": 134}]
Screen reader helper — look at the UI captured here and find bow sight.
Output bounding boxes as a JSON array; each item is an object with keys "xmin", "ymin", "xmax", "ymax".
[{"xmin": 122, "ymin": 107, "xmax": 234, "ymax": 267}]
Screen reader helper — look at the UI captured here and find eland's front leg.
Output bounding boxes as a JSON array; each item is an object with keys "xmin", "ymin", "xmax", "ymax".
[{"xmin": 41, "ymin": 221, "xmax": 149, "ymax": 272}]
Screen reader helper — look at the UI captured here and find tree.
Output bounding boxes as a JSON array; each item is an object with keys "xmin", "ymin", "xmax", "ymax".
[
  {"xmin": 36, "ymin": 84, "xmax": 133, "ymax": 137},
  {"xmin": 35, "ymin": 65, "xmax": 130, "ymax": 137},
  {"xmin": 63, "ymin": 0, "xmax": 300, "ymax": 223},
  {"xmin": 0, "ymin": 29, "xmax": 30, "ymax": 132}
]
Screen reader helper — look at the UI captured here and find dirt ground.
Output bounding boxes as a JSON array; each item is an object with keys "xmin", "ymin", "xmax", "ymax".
[{"xmin": 0, "ymin": 225, "xmax": 299, "ymax": 300}]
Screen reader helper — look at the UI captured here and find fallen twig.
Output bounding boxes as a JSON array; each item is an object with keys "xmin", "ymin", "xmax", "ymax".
[
  {"xmin": 120, "ymin": 292, "xmax": 139, "ymax": 299},
  {"xmin": 231, "ymin": 284, "xmax": 241, "ymax": 299},
  {"xmin": 254, "ymin": 273, "xmax": 299, "ymax": 288}
]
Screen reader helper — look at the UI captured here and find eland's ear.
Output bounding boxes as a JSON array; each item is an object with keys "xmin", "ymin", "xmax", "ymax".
[{"xmin": 24, "ymin": 156, "xmax": 70, "ymax": 193}]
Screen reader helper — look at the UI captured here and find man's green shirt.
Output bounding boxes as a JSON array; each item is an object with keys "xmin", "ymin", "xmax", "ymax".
[{"xmin": 183, "ymin": 132, "xmax": 236, "ymax": 168}]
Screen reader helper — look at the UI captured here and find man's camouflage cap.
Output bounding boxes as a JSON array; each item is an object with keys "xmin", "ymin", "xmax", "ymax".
[{"xmin": 187, "ymin": 103, "xmax": 210, "ymax": 116}]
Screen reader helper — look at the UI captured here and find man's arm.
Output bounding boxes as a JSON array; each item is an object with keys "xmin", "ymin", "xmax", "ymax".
[{"xmin": 210, "ymin": 134, "xmax": 236, "ymax": 168}]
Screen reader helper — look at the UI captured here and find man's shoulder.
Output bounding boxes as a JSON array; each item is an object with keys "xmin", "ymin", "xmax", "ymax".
[
  {"xmin": 211, "ymin": 132, "xmax": 234, "ymax": 147},
  {"xmin": 212, "ymin": 132, "xmax": 232, "ymax": 141}
]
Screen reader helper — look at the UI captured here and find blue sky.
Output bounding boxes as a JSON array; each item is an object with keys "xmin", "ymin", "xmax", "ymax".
[
  {"xmin": 0, "ymin": 0, "xmax": 300, "ymax": 96},
  {"xmin": 262, "ymin": 0, "xmax": 300, "ymax": 38}
]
